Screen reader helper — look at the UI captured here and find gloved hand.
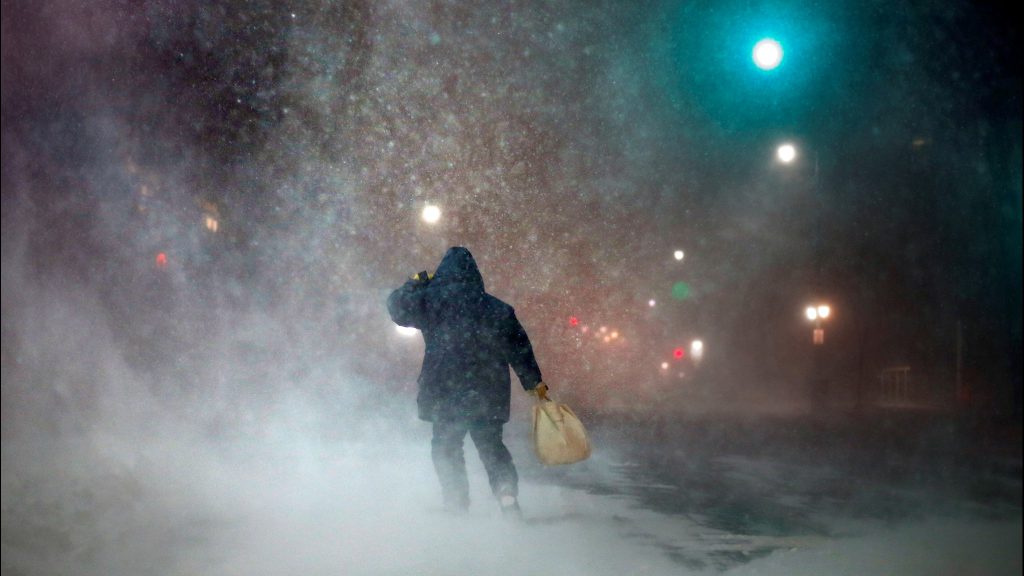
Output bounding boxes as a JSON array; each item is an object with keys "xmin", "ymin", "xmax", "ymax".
[{"xmin": 529, "ymin": 383, "xmax": 550, "ymax": 401}]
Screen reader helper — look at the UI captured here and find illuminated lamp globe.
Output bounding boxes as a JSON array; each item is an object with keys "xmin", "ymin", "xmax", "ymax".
[
  {"xmin": 753, "ymin": 38, "xmax": 783, "ymax": 70},
  {"xmin": 421, "ymin": 204, "xmax": 442, "ymax": 224},
  {"xmin": 777, "ymin": 143, "xmax": 797, "ymax": 164}
]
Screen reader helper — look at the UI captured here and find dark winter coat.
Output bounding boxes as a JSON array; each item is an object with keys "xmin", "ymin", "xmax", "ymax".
[{"xmin": 387, "ymin": 247, "xmax": 543, "ymax": 423}]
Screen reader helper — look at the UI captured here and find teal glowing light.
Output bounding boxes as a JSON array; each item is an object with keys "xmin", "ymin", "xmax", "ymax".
[{"xmin": 752, "ymin": 38, "xmax": 783, "ymax": 70}]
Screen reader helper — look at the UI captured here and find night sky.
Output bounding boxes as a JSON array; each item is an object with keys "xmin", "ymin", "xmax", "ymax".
[{"xmin": 2, "ymin": 0, "xmax": 1021, "ymax": 413}]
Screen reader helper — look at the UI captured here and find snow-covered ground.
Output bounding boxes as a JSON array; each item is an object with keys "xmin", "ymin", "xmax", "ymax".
[{"xmin": 3, "ymin": 408, "xmax": 1020, "ymax": 576}]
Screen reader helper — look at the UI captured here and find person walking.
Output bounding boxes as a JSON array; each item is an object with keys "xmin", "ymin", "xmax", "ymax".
[{"xmin": 387, "ymin": 247, "xmax": 548, "ymax": 517}]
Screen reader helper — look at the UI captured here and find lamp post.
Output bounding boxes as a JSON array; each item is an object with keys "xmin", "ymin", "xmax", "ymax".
[
  {"xmin": 805, "ymin": 303, "xmax": 831, "ymax": 345},
  {"xmin": 776, "ymin": 142, "xmax": 823, "ymax": 281},
  {"xmin": 805, "ymin": 302, "xmax": 831, "ymax": 407},
  {"xmin": 780, "ymin": 140, "xmax": 831, "ymax": 406}
]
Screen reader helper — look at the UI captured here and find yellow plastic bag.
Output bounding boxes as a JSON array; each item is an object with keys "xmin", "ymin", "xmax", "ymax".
[{"xmin": 532, "ymin": 400, "xmax": 591, "ymax": 465}]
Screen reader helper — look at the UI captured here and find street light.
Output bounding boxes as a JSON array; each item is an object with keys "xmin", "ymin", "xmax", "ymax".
[
  {"xmin": 776, "ymin": 141, "xmax": 822, "ymax": 277},
  {"xmin": 776, "ymin": 143, "xmax": 797, "ymax": 164},
  {"xmin": 673, "ymin": 249, "xmax": 685, "ymax": 261},
  {"xmin": 782, "ymin": 140, "xmax": 831, "ymax": 405},
  {"xmin": 690, "ymin": 339, "xmax": 705, "ymax": 363},
  {"xmin": 805, "ymin": 302, "xmax": 831, "ymax": 345},
  {"xmin": 804, "ymin": 301, "xmax": 832, "ymax": 406},
  {"xmin": 752, "ymin": 38, "xmax": 784, "ymax": 71},
  {"xmin": 421, "ymin": 203, "xmax": 442, "ymax": 224}
]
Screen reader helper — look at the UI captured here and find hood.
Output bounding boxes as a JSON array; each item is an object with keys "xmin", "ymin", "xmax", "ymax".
[{"xmin": 432, "ymin": 246, "xmax": 484, "ymax": 291}]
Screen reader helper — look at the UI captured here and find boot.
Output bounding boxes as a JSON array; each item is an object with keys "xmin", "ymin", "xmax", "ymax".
[{"xmin": 499, "ymin": 494, "xmax": 522, "ymax": 521}]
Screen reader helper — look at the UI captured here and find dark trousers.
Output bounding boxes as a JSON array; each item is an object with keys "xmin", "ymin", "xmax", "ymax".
[{"xmin": 431, "ymin": 420, "xmax": 518, "ymax": 510}]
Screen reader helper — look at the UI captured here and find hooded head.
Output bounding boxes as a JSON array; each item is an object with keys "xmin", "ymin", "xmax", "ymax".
[{"xmin": 433, "ymin": 246, "xmax": 484, "ymax": 291}]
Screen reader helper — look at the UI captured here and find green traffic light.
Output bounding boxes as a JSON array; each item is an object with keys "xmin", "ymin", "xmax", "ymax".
[{"xmin": 671, "ymin": 281, "xmax": 692, "ymax": 301}]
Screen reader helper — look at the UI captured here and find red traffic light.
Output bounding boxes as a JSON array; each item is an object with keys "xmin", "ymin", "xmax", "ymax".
[
  {"xmin": 672, "ymin": 347, "xmax": 686, "ymax": 360},
  {"xmin": 155, "ymin": 252, "xmax": 168, "ymax": 269},
  {"xmin": 568, "ymin": 316, "xmax": 580, "ymax": 327}
]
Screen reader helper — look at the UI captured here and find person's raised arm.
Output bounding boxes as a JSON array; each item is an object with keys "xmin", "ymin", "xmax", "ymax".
[{"xmin": 387, "ymin": 276, "xmax": 429, "ymax": 328}]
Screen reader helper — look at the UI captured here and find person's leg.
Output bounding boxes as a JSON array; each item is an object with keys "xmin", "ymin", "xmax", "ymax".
[
  {"xmin": 469, "ymin": 422, "xmax": 518, "ymax": 500},
  {"xmin": 432, "ymin": 420, "xmax": 470, "ymax": 512}
]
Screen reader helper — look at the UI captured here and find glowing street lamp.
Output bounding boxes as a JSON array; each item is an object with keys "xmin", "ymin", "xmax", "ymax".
[
  {"xmin": 777, "ymin": 143, "xmax": 797, "ymax": 164},
  {"xmin": 673, "ymin": 250, "xmax": 685, "ymax": 261},
  {"xmin": 690, "ymin": 339, "xmax": 704, "ymax": 362},
  {"xmin": 805, "ymin": 302, "xmax": 831, "ymax": 345},
  {"xmin": 752, "ymin": 38, "xmax": 784, "ymax": 71},
  {"xmin": 421, "ymin": 204, "xmax": 442, "ymax": 224}
]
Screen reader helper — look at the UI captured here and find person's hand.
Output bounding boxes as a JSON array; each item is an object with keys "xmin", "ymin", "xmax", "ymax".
[
  {"xmin": 406, "ymin": 271, "xmax": 433, "ymax": 290},
  {"xmin": 529, "ymin": 383, "xmax": 549, "ymax": 401}
]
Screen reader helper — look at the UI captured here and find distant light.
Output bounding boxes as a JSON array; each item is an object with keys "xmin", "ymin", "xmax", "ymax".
[
  {"xmin": 395, "ymin": 325, "xmax": 419, "ymax": 337},
  {"xmin": 673, "ymin": 250, "xmax": 685, "ymax": 261},
  {"xmin": 753, "ymin": 38, "xmax": 783, "ymax": 70},
  {"xmin": 155, "ymin": 252, "xmax": 168, "ymax": 269},
  {"xmin": 805, "ymin": 306, "xmax": 818, "ymax": 321},
  {"xmin": 610, "ymin": 331, "xmax": 619, "ymax": 339},
  {"xmin": 661, "ymin": 362, "xmax": 670, "ymax": 370},
  {"xmin": 603, "ymin": 335, "xmax": 611, "ymax": 343},
  {"xmin": 421, "ymin": 204, "xmax": 442, "ymax": 224},
  {"xmin": 581, "ymin": 325, "xmax": 589, "ymax": 333},
  {"xmin": 204, "ymin": 214, "xmax": 219, "ymax": 232},
  {"xmin": 569, "ymin": 316, "xmax": 580, "ymax": 327},
  {"xmin": 690, "ymin": 339, "xmax": 704, "ymax": 357},
  {"xmin": 599, "ymin": 326, "xmax": 607, "ymax": 333},
  {"xmin": 648, "ymin": 299, "xmax": 656, "ymax": 307},
  {"xmin": 817, "ymin": 305, "xmax": 831, "ymax": 319},
  {"xmin": 777, "ymin": 143, "xmax": 797, "ymax": 164},
  {"xmin": 673, "ymin": 347, "xmax": 685, "ymax": 360},
  {"xmin": 671, "ymin": 281, "xmax": 692, "ymax": 301}
]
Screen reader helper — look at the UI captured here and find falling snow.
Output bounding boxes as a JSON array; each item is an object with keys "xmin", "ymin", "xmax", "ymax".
[{"xmin": 2, "ymin": 1, "xmax": 1020, "ymax": 575}]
